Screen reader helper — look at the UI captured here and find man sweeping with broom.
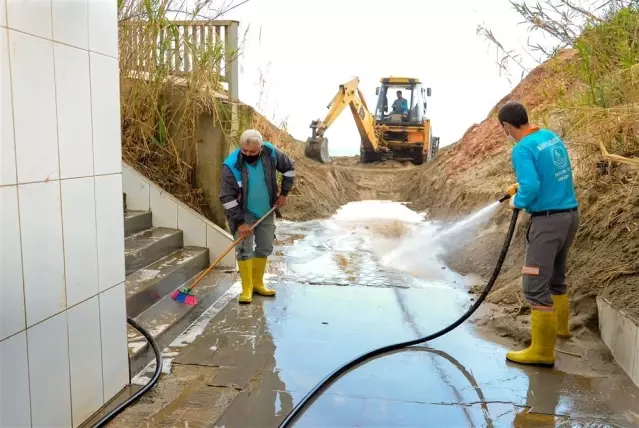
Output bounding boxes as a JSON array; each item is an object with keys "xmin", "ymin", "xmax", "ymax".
[{"xmin": 220, "ymin": 129, "xmax": 296, "ymax": 304}]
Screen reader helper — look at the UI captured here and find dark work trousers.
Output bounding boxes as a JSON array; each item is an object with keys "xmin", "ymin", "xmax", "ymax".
[{"xmin": 522, "ymin": 211, "xmax": 580, "ymax": 306}]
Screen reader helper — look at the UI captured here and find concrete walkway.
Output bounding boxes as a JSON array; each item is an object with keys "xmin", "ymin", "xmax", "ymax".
[
  {"xmin": 109, "ymin": 203, "xmax": 639, "ymax": 427},
  {"xmin": 109, "ymin": 280, "xmax": 639, "ymax": 427}
]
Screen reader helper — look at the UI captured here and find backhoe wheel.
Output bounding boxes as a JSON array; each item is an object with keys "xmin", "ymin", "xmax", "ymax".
[
  {"xmin": 305, "ymin": 137, "xmax": 330, "ymax": 163},
  {"xmin": 413, "ymin": 151, "xmax": 424, "ymax": 165}
]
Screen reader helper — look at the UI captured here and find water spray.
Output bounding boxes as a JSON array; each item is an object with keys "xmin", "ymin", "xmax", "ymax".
[{"xmin": 278, "ymin": 194, "xmax": 520, "ymax": 427}]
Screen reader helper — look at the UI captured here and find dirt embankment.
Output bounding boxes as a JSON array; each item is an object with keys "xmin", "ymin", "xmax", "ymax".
[
  {"xmin": 267, "ymin": 48, "xmax": 638, "ymax": 342},
  {"xmin": 397, "ymin": 50, "xmax": 639, "ymax": 340}
]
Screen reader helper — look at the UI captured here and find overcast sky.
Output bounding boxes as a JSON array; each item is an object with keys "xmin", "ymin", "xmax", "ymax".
[{"xmin": 226, "ymin": 0, "xmax": 548, "ymax": 155}]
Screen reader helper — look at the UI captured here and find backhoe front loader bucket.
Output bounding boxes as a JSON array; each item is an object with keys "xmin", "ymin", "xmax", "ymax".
[{"xmin": 305, "ymin": 137, "xmax": 330, "ymax": 163}]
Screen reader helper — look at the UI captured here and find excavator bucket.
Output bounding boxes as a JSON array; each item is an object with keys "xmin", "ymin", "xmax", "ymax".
[
  {"xmin": 305, "ymin": 136, "xmax": 330, "ymax": 163},
  {"xmin": 305, "ymin": 120, "xmax": 331, "ymax": 163}
]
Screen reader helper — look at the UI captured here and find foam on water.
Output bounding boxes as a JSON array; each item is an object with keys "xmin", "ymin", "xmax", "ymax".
[
  {"xmin": 274, "ymin": 200, "xmax": 501, "ymax": 286},
  {"xmin": 330, "ymin": 200, "xmax": 426, "ymax": 224}
]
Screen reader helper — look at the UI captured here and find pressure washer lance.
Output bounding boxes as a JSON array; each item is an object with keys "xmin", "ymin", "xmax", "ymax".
[
  {"xmin": 499, "ymin": 183, "xmax": 519, "ymax": 203},
  {"xmin": 278, "ymin": 193, "xmax": 520, "ymax": 427}
]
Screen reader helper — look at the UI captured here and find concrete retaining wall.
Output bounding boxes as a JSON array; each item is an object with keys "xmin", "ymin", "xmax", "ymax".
[
  {"xmin": 122, "ymin": 162, "xmax": 236, "ymax": 269},
  {"xmin": 597, "ymin": 297, "xmax": 639, "ymax": 387}
]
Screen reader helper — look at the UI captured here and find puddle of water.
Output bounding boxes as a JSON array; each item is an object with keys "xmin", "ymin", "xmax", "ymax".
[
  {"xmin": 131, "ymin": 283, "xmax": 241, "ymax": 385},
  {"xmin": 331, "ymin": 200, "xmax": 426, "ymax": 225}
]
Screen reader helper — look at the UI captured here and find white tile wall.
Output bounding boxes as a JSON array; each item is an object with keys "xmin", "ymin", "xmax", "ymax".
[
  {"xmin": 61, "ymin": 177, "xmax": 99, "ymax": 307},
  {"xmin": 68, "ymin": 297, "xmax": 104, "ymax": 426},
  {"xmin": 6, "ymin": 0, "xmax": 52, "ymax": 39},
  {"xmin": 55, "ymin": 43, "xmax": 94, "ymax": 179},
  {"xmin": 150, "ymin": 186, "xmax": 178, "ymax": 228},
  {"xmin": 27, "ymin": 312, "xmax": 72, "ymax": 428},
  {"xmin": 0, "ymin": 0, "xmax": 6, "ymax": 27},
  {"xmin": 95, "ymin": 174, "xmax": 125, "ymax": 291},
  {"xmin": 9, "ymin": 29, "xmax": 59, "ymax": 184},
  {"xmin": 0, "ymin": 28, "xmax": 16, "ymax": 186},
  {"xmin": 122, "ymin": 161, "xmax": 237, "ymax": 268},
  {"xmin": 3, "ymin": 2, "xmax": 127, "ymax": 425},
  {"xmin": 0, "ymin": 332, "xmax": 32, "ymax": 428},
  {"xmin": 598, "ymin": 298, "xmax": 639, "ymax": 387},
  {"xmin": 615, "ymin": 313, "xmax": 638, "ymax": 376},
  {"xmin": 207, "ymin": 224, "xmax": 236, "ymax": 266},
  {"xmin": 0, "ymin": 186, "xmax": 25, "ymax": 340},
  {"xmin": 88, "ymin": 0, "xmax": 117, "ymax": 58},
  {"xmin": 122, "ymin": 164, "xmax": 150, "ymax": 211},
  {"xmin": 178, "ymin": 205, "xmax": 207, "ymax": 247},
  {"xmin": 91, "ymin": 52, "xmax": 121, "ymax": 175},
  {"xmin": 19, "ymin": 180, "xmax": 66, "ymax": 327},
  {"xmin": 52, "ymin": 0, "xmax": 88, "ymax": 49},
  {"xmin": 99, "ymin": 283, "xmax": 129, "ymax": 400}
]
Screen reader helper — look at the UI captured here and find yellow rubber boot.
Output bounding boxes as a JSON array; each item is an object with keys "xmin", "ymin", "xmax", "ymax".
[
  {"xmin": 238, "ymin": 259, "xmax": 253, "ymax": 304},
  {"xmin": 552, "ymin": 294, "xmax": 571, "ymax": 338},
  {"xmin": 506, "ymin": 309, "xmax": 557, "ymax": 366},
  {"xmin": 252, "ymin": 257, "xmax": 275, "ymax": 297}
]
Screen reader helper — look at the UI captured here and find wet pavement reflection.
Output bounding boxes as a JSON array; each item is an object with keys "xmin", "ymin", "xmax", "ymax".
[
  {"xmin": 197, "ymin": 283, "xmax": 639, "ymax": 427},
  {"xmin": 163, "ymin": 202, "xmax": 639, "ymax": 427}
]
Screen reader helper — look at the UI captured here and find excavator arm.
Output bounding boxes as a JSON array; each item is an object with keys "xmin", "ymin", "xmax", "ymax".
[{"xmin": 305, "ymin": 77, "xmax": 380, "ymax": 163}]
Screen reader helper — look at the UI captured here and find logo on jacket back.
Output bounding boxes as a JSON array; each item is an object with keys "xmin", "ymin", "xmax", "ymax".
[{"xmin": 551, "ymin": 146, "xmax": 568, "ymax": 169}]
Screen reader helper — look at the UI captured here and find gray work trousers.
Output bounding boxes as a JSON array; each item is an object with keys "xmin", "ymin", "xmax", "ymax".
[
  {"xmin": 234, "ymin": 212, "xmax": 276, "ymax": 261},
  {"xmin": 522, "ymin": 211, "xmax": 580, "ymax": 306}
]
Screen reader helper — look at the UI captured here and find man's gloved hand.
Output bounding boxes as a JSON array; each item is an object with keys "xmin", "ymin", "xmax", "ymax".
[{"xmin": 506, "ymin": 183, "xmax": 519, "ymax": 197}]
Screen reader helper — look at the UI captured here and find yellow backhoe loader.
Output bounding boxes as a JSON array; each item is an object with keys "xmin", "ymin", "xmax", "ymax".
[{"xmin": 305, "ymin": 76, "xmax": 440, "ymax": 165}]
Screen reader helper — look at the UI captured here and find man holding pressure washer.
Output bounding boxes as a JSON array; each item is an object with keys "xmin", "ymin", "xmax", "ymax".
[
  {"xmin": 499, "ymin": 101, "xmax": 579, "ymax": 366},
  {"xmin": 220, "ymin": 129, "xmax": 296, "ymax": 304}
]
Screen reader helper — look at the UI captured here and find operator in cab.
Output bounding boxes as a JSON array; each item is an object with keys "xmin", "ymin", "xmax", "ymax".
[
  {"xmin": 499, "ymin": 101, "xmax": 579, "ymax": 367},
  {"xmin": 391, "ymin": 90, "xmax": 409, "ymax": 116},
  {"xmin": 220, "ymin": 129, "xmax": 296, "ymax": 304}
]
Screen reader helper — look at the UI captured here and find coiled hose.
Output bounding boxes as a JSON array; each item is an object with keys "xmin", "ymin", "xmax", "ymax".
[
  {"xmin": 91, "ymin": 317, "xmax": 163, "ymax": 428},
  {"xmin": 279, "ymin": 207, "xmax": 521, "ymax": 427}
]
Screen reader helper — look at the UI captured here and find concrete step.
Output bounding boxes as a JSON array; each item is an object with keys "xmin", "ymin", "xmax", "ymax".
[
  {"xmin": 124, "ymin": 210, "xmax": 153, "ymax": 237},
  {"xmin": 125, "ymin": 246, "xmax": 210, "ymax": 318},
  {"xmin": 127, "ymin": 268, "xmax": 237, "ymax": 375},
  {"xmin": 125, "ymin": 227, "xmax": 183, "ymax": 276}
]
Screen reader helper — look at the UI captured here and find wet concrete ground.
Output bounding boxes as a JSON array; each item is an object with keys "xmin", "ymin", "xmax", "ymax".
[{"xmin": 111, "ymin": 202, "xmax": 639, "ymax": 428}]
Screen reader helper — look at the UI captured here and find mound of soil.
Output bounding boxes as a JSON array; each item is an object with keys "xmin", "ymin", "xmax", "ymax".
[{"xmin": 398, "ymin": 49, "xmax": 639, "ymax": 338}]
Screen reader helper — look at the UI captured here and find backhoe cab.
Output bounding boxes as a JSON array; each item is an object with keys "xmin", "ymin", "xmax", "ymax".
[{"xmin": 305, "ymin": 76, "xmax": 440, "ymax": 165}]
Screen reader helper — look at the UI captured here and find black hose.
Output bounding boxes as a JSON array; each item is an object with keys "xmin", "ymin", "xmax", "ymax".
[
  {"xmin": 278, "ymin": 208, "xmax": 521, "ymax": 427},
  {"xmin": 91, "ymin": 317, "xmax": 163, "ymax": 428}
]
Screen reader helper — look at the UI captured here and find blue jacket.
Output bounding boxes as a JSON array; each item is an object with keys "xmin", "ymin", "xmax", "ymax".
[
  {"xmin": 220, "ymin": 142, "xmax": 295, "ymax": 228},
  {"xmin": 512, "ymin": 128, "xmax": 578, "ymax": 213},
  {"xmin": 392, "ymin": 98, "xmax": 408, "ymax": 114}
]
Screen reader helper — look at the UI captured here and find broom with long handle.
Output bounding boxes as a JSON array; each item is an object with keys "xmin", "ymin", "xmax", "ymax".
[{"xmin": 171, "ymin": 205, "xmax": 278, "ymax": 305}]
